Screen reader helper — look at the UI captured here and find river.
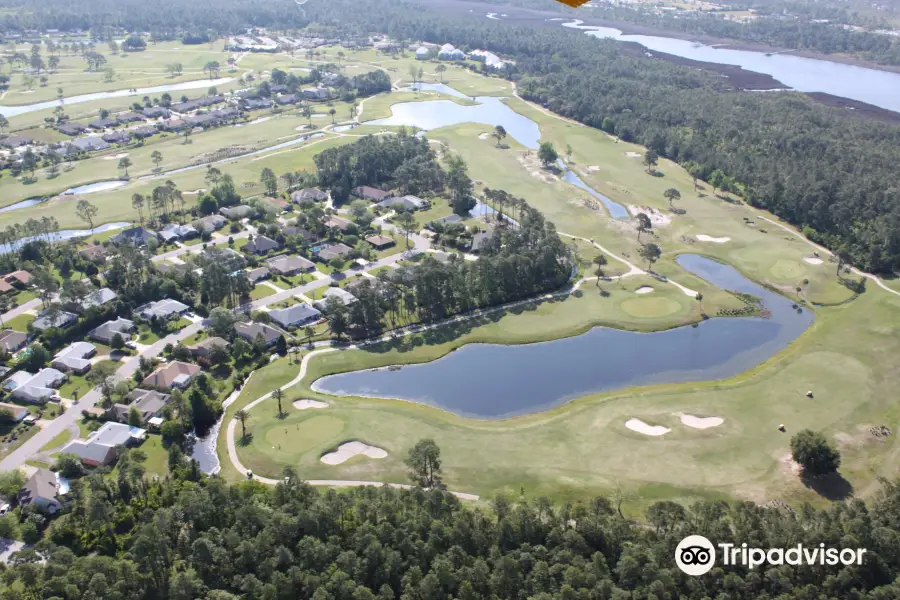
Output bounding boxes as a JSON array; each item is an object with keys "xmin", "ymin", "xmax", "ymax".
[
  {"xmin": 562, "ymin": 20, "xmax": 900, "ymax": 113},
  {"xmin": 0, "ymin": 77, "xmax": 236, "ymax": 118},
  {"xmin": 312, "ymin": 255, "xmax": 813, "ymax": 419}
]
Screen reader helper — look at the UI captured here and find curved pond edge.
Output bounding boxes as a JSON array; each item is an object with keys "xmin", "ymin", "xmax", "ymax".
[{"xmin": 309, "ymin": 256, "xmax": 817, "ymax": 420}]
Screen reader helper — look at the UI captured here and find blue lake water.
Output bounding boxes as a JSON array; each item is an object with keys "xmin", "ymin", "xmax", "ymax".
[
  {"xmin": 0, "ymin": 198, "xmax": 43, "ymax": 214},
  {"xmin": 370, "ymin": 84, "xmax": 541, "ymax": 149},
  {"xmin": 63, "ymin": 180, "xmax": 128, "ymax": 195},
  {"xmin": 0, "ymin": 221, "xmax": 129, "ymax": 254},
  {"xmin": 558, "ymin": 160, "xmax": 630, "ymax": 219},
  {"xmin": 563, "ymin": 20, "xmax": 900, "ymax": 113},
  {"xmin": 313, "ymin": 254, "xmax": 814, "ymax": 419}
]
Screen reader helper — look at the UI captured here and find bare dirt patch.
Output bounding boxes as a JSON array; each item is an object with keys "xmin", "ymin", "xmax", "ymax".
[
  {"xmin": 516, "ymin": 152, "xmax": 556, "ymax": 184},
  {"xmin": 628, "ymin": 205, "xmax": 671, "ymax": 226}
]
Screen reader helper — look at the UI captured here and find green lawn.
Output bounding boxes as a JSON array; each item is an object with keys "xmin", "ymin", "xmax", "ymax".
[
  {"xmin": 4, "ymin": 313, "xmax": 35, "ymax": 331},
  {"xmin": 250, "ymin": 285, "xmax": 277, "ymax": 301},
  {"xmin": 139, "ymin": 435, "xmax": 169, "ymax": 478},
  {"xmin": 137, "ymin": 324, "xmax": 161, "ymax": 344},
  {"xmin": 39, "ymin": 429, "xmax": 75, "ymax": 453}
]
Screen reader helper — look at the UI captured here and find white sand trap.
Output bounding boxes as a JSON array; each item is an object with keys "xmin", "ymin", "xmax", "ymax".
[
  {"xmin": 311, "ymin": 114, "xmax": 327, "ymax": 119},
  {"xmin": 696, "ymin": 234, "xmax": 731, "ymax": 243},
  {"xmin": 635, "ymin": 286, "xmax": 654, "ymax": 294},
  {"xmin": 104, "ymin": 153, "xmax": 129, "ymax": 161},
  {"xmin": 478, "ymin": 132, "xmax": 490, "ymax": 140},
  {"xmin": 293, "ymin": 399, "xmax": 327, "ymax": 410},
  {"xmin": 588, "ymin": 165, "xmax": 601, "ymax": 171},
  {"xmin": 625, "ymin": 151, "xmax": 641, "ymax": 158},
  {"xmin": 625, "ymin": 418, "xmax": 670, "ymax": 436},
  {"xmin": 320, "ymin": 441, "xmax": 388, "ymax": 465},
  {"xmin": 803, "ymin": 257, "xmax": 824, "ymax": 265},
  {"xmin": 680, "ymin": 414, "xmax": 724, "ymax": 429}
]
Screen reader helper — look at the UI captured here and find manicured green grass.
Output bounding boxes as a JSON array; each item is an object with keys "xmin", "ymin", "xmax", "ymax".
[
  {"xmin": 139, "ymin": 435, "xmax": 169, "ymax": 478},
  {"xmin": 249, "ymin": 285, "xmax": 277, "ymax": 301},
  {"xmin": 137, "ymin": 324, "xmax": 161, "ymax": 344},
  {"xmin": 12, "ymin": 289, "xmax": 36, "ymax": 304},
  {"xmin": 39, "ymin": 429, "xmax": 74, "ymax": 453},
  {"xmin": 4, "ymin": 314, "xmax": 35, "ymax": 331}
]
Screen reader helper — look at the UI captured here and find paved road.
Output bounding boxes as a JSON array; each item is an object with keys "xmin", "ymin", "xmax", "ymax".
[
  {"xmin": 153, "ymin": 231, "xmax": 250, "ymax": 263},
  {"xmin": 0, "ymin": 297, "xmax": 42, "ymax": 325},
  {"xmin": 0, "ymin": 321, "xmax": 203, "ymax": 472}
]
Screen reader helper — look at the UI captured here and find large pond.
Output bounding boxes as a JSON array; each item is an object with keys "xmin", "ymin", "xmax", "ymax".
[
  {"xmin": 63, "ymin": 180, "xmax": 128, "ymax": 195},
  {"xmin": 313, "ymin": 254, "xmax": 814, "ymax": 418},
  {"xmin": 563, "ymin": 20, "xmax": 900, "ymax": 113},
  {"xmin": 0, "ymin": 77, "xmax": 235, "ymax": 118},
  {"xmin": 0, "ymin": 221, "xmax": 129, "ymax": 254},
  {"xmin": 370, "ymin": 83, "xmax": 541, "ymax": 149}
]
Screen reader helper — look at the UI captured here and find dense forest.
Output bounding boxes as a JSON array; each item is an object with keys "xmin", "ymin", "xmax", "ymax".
[{"xmin": 3, "ymin": 465, "xmax": 900, "ymax": 599}]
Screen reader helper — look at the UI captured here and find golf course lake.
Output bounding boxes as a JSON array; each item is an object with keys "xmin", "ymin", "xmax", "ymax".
[
  {"xmin": 562, "ymin": 20, "xmax": 900, "ymax": 113},
  {"xmin": 313, "ymin": 254, "xmax": 814, "ymax": 418},
  {"xmin": 0, "ymin": 221, "xmax": 129, "ymax": 254},
  {"xmin": 0, "ymin": 77, "xmax": 236, "ymax": 117}
]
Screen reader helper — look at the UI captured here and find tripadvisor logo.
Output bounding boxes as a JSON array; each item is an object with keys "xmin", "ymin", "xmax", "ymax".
[{"xmin": 675, "ymin": 535, "xmax": 867, "ymax": 576}]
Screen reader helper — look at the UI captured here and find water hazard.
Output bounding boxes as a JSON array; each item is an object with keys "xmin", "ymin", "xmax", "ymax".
[{"xmin": 312, "ymin": 255, "xmax": 814, "ymax": 418}]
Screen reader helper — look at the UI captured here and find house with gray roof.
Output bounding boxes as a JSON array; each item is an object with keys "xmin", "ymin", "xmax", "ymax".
[
  {"xmin": 158, "ymin": 223, "xmax": 198, "ymax": 243},
  {"xmin": 378, "ymin": 195, "xmax": 430, "ymax": 211},
  {"xmin": 234, "ymin": 322, "xmax": 281, "ymax": 346},
  {"xmin": 67, "ymin": 136, "xmax": 111, "ymax": 152},
  {"xmin": 313, "ymin": 287, "xmax": 358, "ymax": 311},
  {"xmin": 52, "ymin": 342, "xmax": 96, "ymax": 375},
  {"xmin": 0, "ymin": 330, "xmax": 28, "ymax": 353},
  {"xmin": 110, "ymin": 389, "xmax": 170, "ymax": 424},
  {"xmin": 62, "ymin": 422, "xmax": 146, "ymax": 466},
  {"xmin": 193, "ymin": 214, "xmax": 227, "ymax": 233},
  {"xmin": 32, "ymin": 310, "xmax": 77, "ymax": 331},
  {"xmin": 316, "ymin": 243, "xmax": 352, "ymax": 261},
  {"xmin": 244, "ymin": 235, "xmax": 280, "ymax": 255},
  {"xmin": 112, "ymin": 226, "xmax": 157, "ymax": 247},
  {"xmin": 58, "ymin": 122, "xmax": 88, "ymax": 136},
  {"xmin": 269, "ymin": 303, "xmax": 321, "ymax": 328},
  {"xmin": 17, "ymin": 469, "xmax": 62, "ymax": 514},
  {"xmin": 4, "ymin": 368, "xmax": 67, "ymax": 404},
  {"xmin": 266, "ymin": 255, "xmax": 315, "ymax": 276},
  {"xmin": 89, "ymin": 317, "xmax": 134, "ymax": 344},
  {"xmin": 79, "ymin": 287, "xmax": 117, "ymax": 311},
  {"xmin": 219, "ymin": 205, "xmax": 254, "ymax": 220},
  {"xmin": 137, "ymin": 298, "xmax": 190, "ymax": 320},
  {"xmin": 291, "ymin": 188, "xmax": 328, "ymax": 203}
]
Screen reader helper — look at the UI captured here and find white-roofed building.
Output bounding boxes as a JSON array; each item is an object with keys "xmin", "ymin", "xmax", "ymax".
[
  {"xmin": 62, "ymin": 422, "xmax": 147, "ymax": 466},
  {"xmin": 3, "ymin": 368, "xmax": 67, "ymax": 404},
  {"xmin": 52, "ymin": 342, "xmax": 96, "ymax": 375}
]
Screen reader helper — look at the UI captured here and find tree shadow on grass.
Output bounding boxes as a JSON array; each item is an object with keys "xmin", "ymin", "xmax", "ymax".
[
  {"xmin": 237, "ymin": 433, "xmax": 254, "ymax": 447},
  {"xmin": 801, "ymin": 471, "xmax": 853, "ymax": 501}
]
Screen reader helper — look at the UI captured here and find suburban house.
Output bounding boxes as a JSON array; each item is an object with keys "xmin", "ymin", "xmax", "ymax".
[
  {"xmin": 189, "ymin": 337, "xmax": 230, "ymax": 359},
  {"xmin": 246, "ymin": 266, "xmax": 270, "ymax": 283},
  {"xmin": 101, "ymin": 131, "xmax": 131, "ymax": 145},
  {"xmin": 158, "ymin": 223, "xmax": 198, "ymax": 243},
  {"xmin": 0, "ymin": 135, "xmax": 32, "ymax": 148},
  {"xmin": 301, "ymin": 87, "xmax": 330, "ymax": 100},
  {"xmin": 89, "ymin": 117, "xmax": 117, "ymax": 130},
  {"xmin": 110, "ymin": 389, "xmax": 170, "ymax": 424},
  {"xmin": 32, "ymin": 310, "xmax": 77, "ymax": 331},
  {"xmin": 291, "ymin": 188, "xmax": 328, "ymax": 203},
  {"xmin": 52, "ymin": 342, "xmax": 96, "ymax": 375},
  {"xmin": 142, "ymin": 106, "xmax": 171, "ymax": 119},
  {"xmin": 427, "ymin": 214, "xmax": 464, "ymax": 230},
  {"xmin": 129, "ymin": 125, "xmax": 158, "ymax": 139},
  {"xmin": 267, "ymin": 255, "xmax": 315, "ymax": 276},
  {"xmin": 79, "ymin": 244, "xmax": 108, "ymax": 262},
  {"xmin": 112, "ymin": 226, "xmax": 158, "ymax": 247},
  {"xmin": 0, "ymin": 402, "xmax": 28, "ymax": 422},
  {"xmin": 115, "ymin": 110, "xmax": 144, "ymax": 124},
  {"xmin": 244, "ymin": 235, "xmax": 281, "ymax": 255},
  {"xmin": 17, "ymin": 469, "xmax": 63, "ymax": 514},
  {"xmin": 0, "ymin": 330, "xmax": 28, "ymax": 353},
  {"xmin": 313, "ymin": 287, "xmax": 358, "ymax": 311},
  {"xmin": 352, "ymin": 186, "xmax": 391, "ymax": 202},
  {"xmin": 137, "ymin": 299, "xmax": 190, "ymax": 320},
  {"xmin": 89, "ymin": 317, "xmax": 135, "ymax": 344},
  {"xmin": 3, "ymin": 368, "xmax": 67, "ymax": 404},
  {"xmin": 234, "ymin": 322, "xmax": 282, "ymax": 346},
  {"xmin": 275, "ymin": 93, "xmax": 300, "ymax": 105},
  {"xmin": 219, "ymin": 205, "xmax": 254, "ymax": 220},
  {"xmin": 62, "ymin": 422, "xmax": 147, "ymax": 466},
  {"xmin": 193, "ymin": 214, "xmax": 227, "ymax": 233},
  {"xmin": 366, "ymin": 235, "xmax": 396, "ymax": 250},
  {"xmin": 242, "ymin": 98, "xmax": 272, "ymax": 110},
  {"xmin": 4, "ymin": 270, "xmax": 32, "ymax": 287},
  {"xmin": 281, "ymin": 225, "xmax": 315, "ymax": 241},
  {"xmin": 316, "ymin": 243, "xmax": 352, "ymax": 261},
  {"xmin": 58, "ymin": 122, "xmax": 88, "ymax": 136},
  {"xmin": 470, "ymin": 231, "xmax": 492, "ymax": 253},
  {"xmin": 141, "ymin": 360, "xmax": 201, "ymax": 390},
  {"xmin": 79, "ymin": 287, "xmax": 117, "ymax": 311},
  {"xmin": 269, "ymin": 303, "xmax": 322, "ymax": 328},
  {"xmin": 0, "ymin": 279, "xmax": 13, "ymax": 294},
  {"xmin": 324, "ymin": 216, "xmax": 353, "ymax": 232},
  {"xmin": 160, "ymin": 118, "xmax": 187, "ymax": 132},
  {"xmin": 378, "ymin": 195, "xmax": 430, "ymax": 211}
]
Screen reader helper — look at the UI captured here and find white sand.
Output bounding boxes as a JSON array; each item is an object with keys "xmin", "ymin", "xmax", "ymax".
[
  {"xmin": 635, "ymin": 286, "xmax": 654, "ymax": 294},
  {"xmin": 293, "ymin": 399, "xmax": 327, "ymax": 410},
  {"xmin": 320, "ymin": 441, "xmax": 388, "ymax": 465},
  {"xmin": 103, "ymin": 153, "xmax": 129, "ymax": 161},
  {"xmin": 803, "ymin": 257, "xmax": 824, "ymax": 265},
  {"xmin": 588, "ymin": 165, "xmax": 601, "ymax": 171},
  {"xmin": 625, "ymin": 151, "xmax": 641, "ymax": 158},
  {"xmin": 478, "ymin": 132, "xmax": 490, "ymax": 140},
  {"xmin": 625, "ymin": 418, "xmax": 670, "ymax": 436},
  {"xmin": 680, "ymin": 414, "xmax": 724, "ymax": 429},
  {"xmin": 311, "ymin": 114, "xmax": 327, "ymax": 119},
  {"xmin": 628, "ymin": 205, "xmax": 671, "ymax": 226},
  {"xmin": 696, "ymin": 234, "xmax": 731, "ymax": 243}
]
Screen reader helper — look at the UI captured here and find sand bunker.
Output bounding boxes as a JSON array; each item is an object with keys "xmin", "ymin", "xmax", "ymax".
[
  {"xmin": 625, "ymin": 418, "xmax": 670, "ymax": 436},
  {"xmin": 478, "ymin": 132, "xmax": 490, "ymax": 140},
  {"xmin": 104, "ymin": 153, "xmax": 129, "ymax": 161},
  {"xmin": 803, "ymin": 257, "xmax": 824, "ymax": 265},
  {"xmin": 680, "ymin": 414, "xmax": 724, "ymax": 429},
  {"xmin": 588, "ymin": 165, "xmax": 601, "ymax": 171},
  {"xmin": 635, "ymin": 286, "xmax": 654, "ymax": 294},
  {"xmin": 320, "ymin": 441, "xmax": 388, "ymax": 465},
  {"xmin": 293, "ymin": 399, "xmax": 328, "ymax": 410},
  {"xmin": 625, "ymin": 151, "xmax": 642, "ymax": 158},
  {"xmin": 696, "ymin": 234, "xmax": 731, "ymax": 243}
]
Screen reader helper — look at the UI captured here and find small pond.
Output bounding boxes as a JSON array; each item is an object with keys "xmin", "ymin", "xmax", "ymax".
[
  {"xmin": 63, "ymin": 180, "xmax": 128, "ymax": 195},
  {"xmin": 0, "ymin": 221, "xmax": 129, "ymax": 254},
  {"xmin": 0, "ymin": 198, "xmax": 44, "ymax": 214},
  {"xmin": 558, "ymin": 160, "xmax": 630, "ymax": 219},
  {"xmin": 313, "ymin": 254, "xmax": 814, "ymax": 418}
]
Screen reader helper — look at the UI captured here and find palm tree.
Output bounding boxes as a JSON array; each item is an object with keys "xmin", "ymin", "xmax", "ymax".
[
  {"xmin": 234, "ymin": 409, "xmax": 249, "ymax": 439},
  {"xmin": 273, "ymin": 388, "xmax": 285, "ymax": 417}
]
